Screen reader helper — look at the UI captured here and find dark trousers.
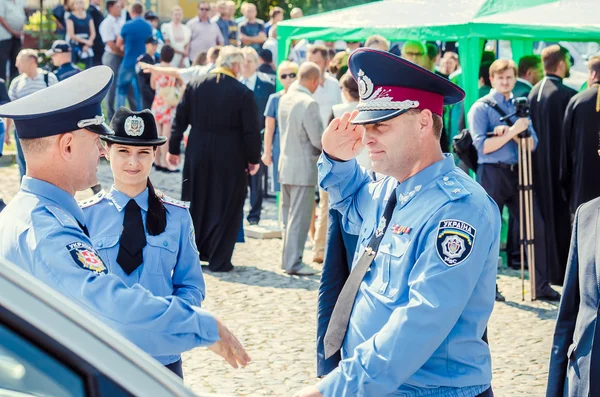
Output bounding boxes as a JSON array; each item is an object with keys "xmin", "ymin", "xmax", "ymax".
[
  {"xmin": 165, "ymin": 359, "xmax": 183, "ymax": 379},
  {"xmin": 0, "ymin": 37, "xmax": 21, "ymax": 82},
  {"xmin": 477, "ymin": 164, "xmax": 550, "ymax": 293},
  {"xmin": 247, "ymin": 160, "xmax": 265, "ymax": 223},
  {"xmin": 476, "ymin": 387, "xmax": 493, "ymax": 397},
  {"xmin": 316, "ymin": 208, "xmax": 358, "ymax": 377}
]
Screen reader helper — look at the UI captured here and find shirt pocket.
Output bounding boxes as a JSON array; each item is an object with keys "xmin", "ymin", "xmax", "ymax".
[
  {"xmin": 145, "ymin": 235, "xmax": 179, "ymax": 277},
  {"xmin": 92, "ymin": 235, "xmax": 120, "ymax": 272},
  {"xmin": 375, "ymin": 235, "xmax": 410, "ymax": 297}
]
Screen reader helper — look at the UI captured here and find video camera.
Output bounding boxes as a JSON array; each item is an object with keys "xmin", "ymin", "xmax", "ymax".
[{"xmin": 513, "ymin": 97, "xmax": 530, "ymax": 118}]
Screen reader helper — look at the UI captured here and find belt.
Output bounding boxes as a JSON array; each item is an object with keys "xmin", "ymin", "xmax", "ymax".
[{"xmin": 489, "ymin": 162, "xmax": 517, "ymax": 172}]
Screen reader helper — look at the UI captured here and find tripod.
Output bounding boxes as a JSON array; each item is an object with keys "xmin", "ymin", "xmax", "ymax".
[{"xmin": 517, "ymin": 133, "xmax": 535, "ymax": 301}]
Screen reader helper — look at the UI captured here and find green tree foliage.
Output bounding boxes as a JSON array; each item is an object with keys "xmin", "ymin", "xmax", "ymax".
[{"xmin": 241, "ymin": 0, "xmax": 377, "ymax": 22}]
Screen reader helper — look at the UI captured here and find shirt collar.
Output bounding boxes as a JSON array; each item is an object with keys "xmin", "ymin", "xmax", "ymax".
[
  {"xmin": 545, "ymin": 73, "xmax": 563, "ymax": 82},
  {"xmin": 517, "ymin": 77, "xmax": 533, "ymax": 88},
  {"xmin": 107, "ymin": 186, "xmax": 149, "ymax": 212},
  {"xmin": 240, "ymin": 73, "xmax": 257, "ymax": 85},
  {"xmin": 292, "ymin": 83, "xmax": 312, "ymax": 96},
  {"xmin": 490, "ymin": 89, "xmax": 514, "ymax": 105},
  {"xmin": 395, "ymin": 154, "xmax": 456, "ymax": 208},
  {"xmin": 21, "ymin": 176, "xmax": 86, "ymax": 226}
]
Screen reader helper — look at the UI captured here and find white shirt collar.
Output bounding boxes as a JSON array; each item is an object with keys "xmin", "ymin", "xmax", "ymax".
[
  {"xmin": 240, "ymin": 73, "xmax": 258, "ymax": 91},
  {"xmin": 517, "ymin": 77, "xmax": 533, "ymax": 89}
]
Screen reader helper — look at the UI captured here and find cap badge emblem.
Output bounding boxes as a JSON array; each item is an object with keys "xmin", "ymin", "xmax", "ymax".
[
  {"xmin": 124, "ymin": 115, "xmax": 144, "ymax": 137},
  {"xmin": 357, "ymin": 69, "xmax": 374, "ymax": 100}
]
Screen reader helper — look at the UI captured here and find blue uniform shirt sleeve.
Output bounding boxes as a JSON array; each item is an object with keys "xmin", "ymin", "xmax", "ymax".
[
  {"xmin": 467, "ymin": 101, "xmax": 490, "ymax": 155},
  {"xmin": 316, "ymin": 198, "xmax": 500, "ymax": 396},
  {"xmin": 34, "ymin": 229, "xmax": 219, "ymax": 357},
  {"xmin": 265, "ymin": 93, "xmax": 277, "ymax": 118},
  {"xmin": 172, "ymin": 210, "xmax": 206, "ymax": 306},
  {"xmin": 318, "ymin": 153, "xmax": 373, "ymax": 235}
]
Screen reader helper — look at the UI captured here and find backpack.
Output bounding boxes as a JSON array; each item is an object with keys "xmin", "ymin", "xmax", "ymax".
[{"xmin": 452, "ymin": 98, "xmax": 514, "ymax": 172}]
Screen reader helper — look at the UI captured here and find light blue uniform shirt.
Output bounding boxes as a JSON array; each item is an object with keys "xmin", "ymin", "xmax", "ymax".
[
  {"xmin": 468, "ymin": 89, "xmax": 538, "ymax": 165},
  {"xmin": 0, "ymin": 177, "xmax": 219, "ymax": 357},
  {"xmin": 81, "ymin": 187, "xmax": 206, "ymax": 365},
  {"xmin": 317, "ymin": 154, "xmax": 501, "ymax": 397}
]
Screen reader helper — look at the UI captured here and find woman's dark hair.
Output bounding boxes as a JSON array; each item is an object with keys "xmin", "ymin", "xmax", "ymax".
[
  {"xmin": 340, "ymin": 72, "xmax": 359, "ymax": 101},
  {"xmin": 146, "ymin": 178, "xmax": 168, "ymax": 236},
  {"xmin": 160, "ymin": 45, "xmax": 175, "ymax": 64},
  {"xmin": 106, "ymin": 143, "xmax": 168, "ymax": 235}
]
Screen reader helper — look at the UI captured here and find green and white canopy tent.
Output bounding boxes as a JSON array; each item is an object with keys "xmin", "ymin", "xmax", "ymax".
[{"xmin": 277, "ymin": 0, "xmax": 600, "ymax": 115}]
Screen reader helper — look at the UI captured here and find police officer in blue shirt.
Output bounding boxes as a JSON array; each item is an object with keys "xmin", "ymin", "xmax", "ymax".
[
  {"xmin": 0, "ymin": 66, "xmax": 250, "ymax": 369},
  {"xmin": 468, "ymin": 59, "xmax": 560, "ymax": 302},
  {"xmin": 80, "ymin": 107, "xmax": 205, "ymax": 378},
  {"xmin": 47, "ymin": 40, "xmax": 83, "ymax": 81},
  {"xmin": 294, "ymin": 49, "xmax": 499, "ymax": 397}
]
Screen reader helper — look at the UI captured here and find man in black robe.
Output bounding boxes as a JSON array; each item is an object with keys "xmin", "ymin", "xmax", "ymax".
[
  {"xmin": 560, "ymin": 55, "xmax": 600, "ymax": 217},
  {"xmin": 168, "ymin": 46, "xmax": 261, "ymax": 272},
  {"xmin": 528, "ymin": 45, "xmax": 577, "ymax": 285}
]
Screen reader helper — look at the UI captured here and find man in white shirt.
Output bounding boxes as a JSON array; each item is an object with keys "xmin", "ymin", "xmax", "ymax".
[
  {"xmin": 5, "ymin": 49, "xmax": 58, "ymax": 179},
  {"xmin": 186, "ymin": 2, "xmax": 224, "ymax": 62},
  {"xmin": 99, "ymin": 0, "xmax": 137, "ymax": 120},
  {"xmin": 306, "ymin": 44, "xmax": 342, "ymax": 263},
  {"xmin": 0, "ymin": 0, "xmax": 26, "ymax": 82}
]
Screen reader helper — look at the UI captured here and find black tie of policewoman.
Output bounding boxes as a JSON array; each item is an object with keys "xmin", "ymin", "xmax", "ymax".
[
  {"xmin": 324, "ymin": 186, "xmax": 398, "ymax": 359},
  {"xmin": 117, "ymin": 199, "xmax": 147, "ymax": 275}
]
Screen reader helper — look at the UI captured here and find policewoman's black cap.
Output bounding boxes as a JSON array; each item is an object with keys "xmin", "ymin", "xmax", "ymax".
[
  {"xmin": 46, "ymin": 40, "xmax": 71, "ymax": 56},
  {"xmin": 0, "ymin": 66, "xmax": 114, "ymax": 138},
  {"xmin": 348, "ymin": 48, "xmax": 465, "ymax": 125},
  {"xmin": 102, "ymin": 107, "xmax": 167, "ymax": 146}
]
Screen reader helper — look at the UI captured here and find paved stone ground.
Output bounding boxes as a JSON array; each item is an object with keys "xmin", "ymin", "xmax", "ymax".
[{"xmin": 0, "ymin": 158, "xmax": 561, "ymax": 396}]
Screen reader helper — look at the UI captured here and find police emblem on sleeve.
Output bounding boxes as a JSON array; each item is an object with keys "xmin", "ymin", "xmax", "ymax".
[
  {"xmin": 67, "ymin": 242, "xmax": 108, "ymax": 274},
  {"xmin": 124, "ymin": 115, "xmax": 144, "ymax": 136},
  {"xmin": 436, "ymin": 220, "xmax": 476, "ymax": 266}
]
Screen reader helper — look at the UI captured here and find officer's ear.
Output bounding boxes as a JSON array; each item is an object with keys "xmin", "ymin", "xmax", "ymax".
[
  {"xmin": 418, "ymin": 109, "xmax": 434, "ymax": 134},
  {"xmin": 57, "ymin": 132, "xmax": 75, "ymax": 159}
]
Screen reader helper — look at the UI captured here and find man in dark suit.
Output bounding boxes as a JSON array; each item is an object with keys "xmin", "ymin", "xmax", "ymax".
[
  {"xmin": 167, "ymin": 46, "xmax": 261, "ymax": 272},
  {"xmin": 240, "ymin": 47, "xmax": 275, "ymax": 225},
  {"xmin": 547, "ymin": 193, "xmax": 600, "ymax": 396},
  {"xmin": 87, "ymin": 0, "xmax": 105, "ymax": 66}
]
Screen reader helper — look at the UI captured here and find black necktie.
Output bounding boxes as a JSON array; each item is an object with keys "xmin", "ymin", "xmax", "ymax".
[
  {"xmin": 324, "ymin": 187, "xmax": 398, "ymax": 359},
  {"xmin": 77, "ymin": 221, "xmax": 90, "ymax": 238},
  {"xmin": 117, "ymin": 199, "xmax": 146, "ymax": 275}
]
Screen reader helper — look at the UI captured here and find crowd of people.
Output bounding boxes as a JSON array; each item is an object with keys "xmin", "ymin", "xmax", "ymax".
[{"xmin": 2, "ymin": 1, "xmax": 600, "ymax": 394}]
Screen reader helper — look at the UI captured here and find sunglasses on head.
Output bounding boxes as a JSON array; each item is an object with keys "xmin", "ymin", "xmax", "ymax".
[{"xmin": 280, "ymin": 73, "xmax": 297, "ymax": 79}]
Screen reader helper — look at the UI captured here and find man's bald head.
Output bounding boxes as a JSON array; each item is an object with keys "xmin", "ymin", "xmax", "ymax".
[
  {"xmin": 299, "ymin": 62, "xmax": 321, "ymax": 93},
  {"xmin": 401, "ymin": 40, "xmax": 427, "ymax": 68}
]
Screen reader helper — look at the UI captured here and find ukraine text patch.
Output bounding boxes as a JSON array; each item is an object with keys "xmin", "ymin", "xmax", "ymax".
[
  {"xmin": 436, "ymin": 220, "xmax": 476, "ymax": 266},
  {"xmin": 67, "ymin": 242, "xmax": 108, "ymax": 274}
]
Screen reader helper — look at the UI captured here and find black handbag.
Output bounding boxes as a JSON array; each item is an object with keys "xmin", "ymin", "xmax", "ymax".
[{"xmin": 452, "ymin": 98, "xmax": 514, "ymax": 172}]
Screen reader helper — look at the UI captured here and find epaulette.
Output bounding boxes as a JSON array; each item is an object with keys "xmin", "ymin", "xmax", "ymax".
[
  {"xmin": 46, "ymin": 205, "xmax": 79, "ymax": 228},
  {"xmin": 437, "ymin": 175, "xmax": 471, "ymax": 201},
  {"xmin": 78, "ymin": 190, "xmax": 106, "ymax": 208},
  {"xmin": 156, "ymin": 189, "xmax": 190, "ymax": 209}
]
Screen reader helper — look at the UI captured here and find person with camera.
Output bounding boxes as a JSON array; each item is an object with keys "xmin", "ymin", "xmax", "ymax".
[{"xmin": 468, "ymin": 59, "xmax": 560, "ymax": 302}]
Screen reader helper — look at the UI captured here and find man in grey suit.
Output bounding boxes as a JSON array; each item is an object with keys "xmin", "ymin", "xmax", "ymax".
[
  {"xmin": 278, "ymin": 62, "xmax": 323, "ymax": 275},
  {"xmin": 547, "ymin": 195, "xmax": 600, "ymax": 396}
]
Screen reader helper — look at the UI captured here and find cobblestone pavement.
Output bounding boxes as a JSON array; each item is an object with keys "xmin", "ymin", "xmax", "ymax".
[{"xmin": 0, "ymin": 159, "xmax": 560, "ymax": 396}]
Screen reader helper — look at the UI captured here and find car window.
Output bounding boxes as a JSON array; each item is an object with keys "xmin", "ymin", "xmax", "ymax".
[{"xmin": 0, "ymin": 322, "xmax": 85, "ymax": 397}]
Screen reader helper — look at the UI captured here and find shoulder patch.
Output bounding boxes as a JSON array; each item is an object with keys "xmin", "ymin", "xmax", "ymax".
[
  {"xmin": 66, "ymin": 241, "xmax": 108, "ymax": 274},
  {"xmin": 436, "ymin": 219, "xmax": 476, "ymax": 266},
  {"xmin": 46, "ymin": 206, "xmax": 79, "ymax": 228},
  {"xmin": 437, "ymin": 176, "xmax": 471, "ymax": 201},
  {"xmin": 156, "ymin": 189, "xmax": 190, "ymax": 209},
  {"xmin": 78, "ymin": 190, "xmax": 106, "ymax": 208}
]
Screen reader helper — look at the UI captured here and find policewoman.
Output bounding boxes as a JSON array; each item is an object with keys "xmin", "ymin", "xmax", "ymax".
[
  {"xmin": 294, "ymin": 49, "xmax": 500, "ymax": 397},
  {"xmin": 80, "ymin": 107, "xmax": 205, "ymax": 378},
  {"xmin": 0, "ymin": 66, "xmax": 250, "ymax": 371}
]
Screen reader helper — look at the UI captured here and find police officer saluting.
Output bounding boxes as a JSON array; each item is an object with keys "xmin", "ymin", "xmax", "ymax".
[
  {"xmin": 295, "ymin": 49, "xmax": 500, "ymax": 397},
  {"xmin": 0, "ymin": 66, "xmax": 250, "ymax": 369}
]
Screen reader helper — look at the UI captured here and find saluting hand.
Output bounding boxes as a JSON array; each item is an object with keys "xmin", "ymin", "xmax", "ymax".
[
  {"xmin": 208, "ymin": 317, "xmax": 251, "ymax": 369},
  {"xmin": 321, "ymin": 110, "xmax": 364, "ymax": 161}
]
